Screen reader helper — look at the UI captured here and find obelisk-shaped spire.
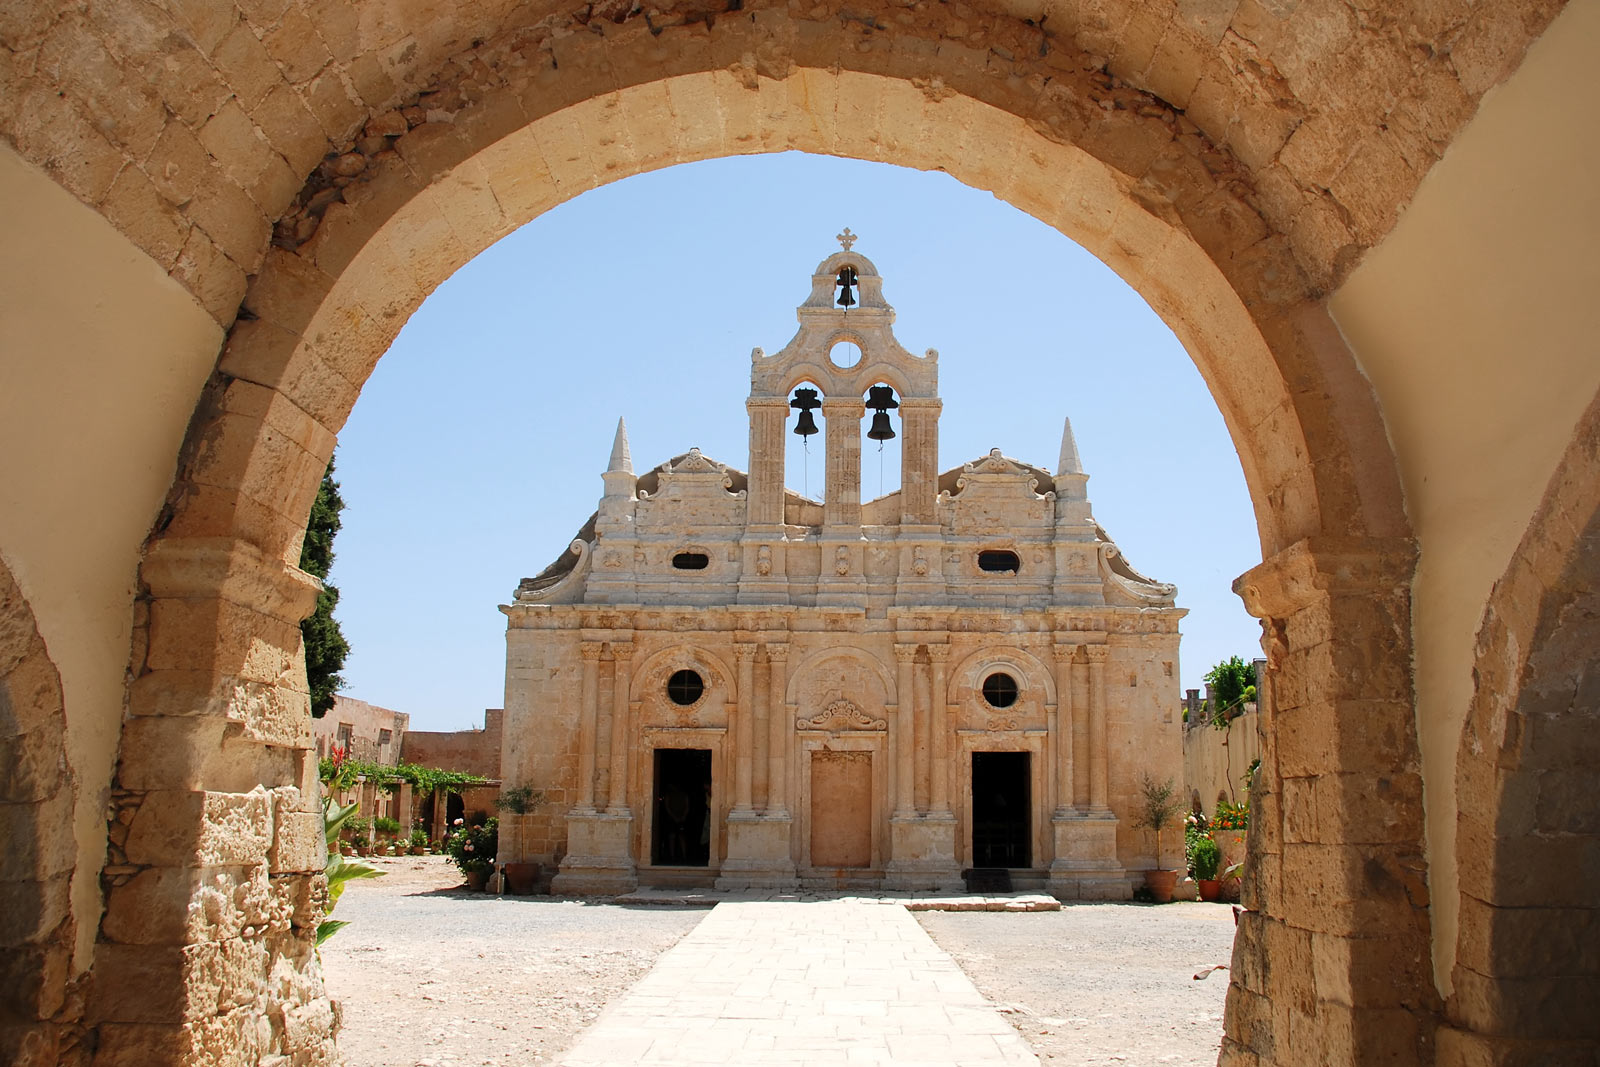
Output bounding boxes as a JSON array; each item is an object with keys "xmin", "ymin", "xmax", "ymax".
[
  {"xmin": 601, "ymin": 417, "xmax": 635, "ymax": 506},
  {"xmin": 1057, "ymin": 416, "xmax": 1083, "ymax": 477},
  {"xmin": 607, "ymin": 417, "xmax": 633, "ymax": 474}
]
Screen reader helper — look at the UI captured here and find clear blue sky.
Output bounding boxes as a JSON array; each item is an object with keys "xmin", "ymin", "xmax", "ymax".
[{"xmin": 328, "ymin": 151, "xmax": 1261, "ymax": 732}]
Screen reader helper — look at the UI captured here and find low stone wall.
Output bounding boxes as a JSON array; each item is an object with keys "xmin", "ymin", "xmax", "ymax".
[{"xmin": 1183, "ymin": 707, "xmax": 1261, "ymax": 815}]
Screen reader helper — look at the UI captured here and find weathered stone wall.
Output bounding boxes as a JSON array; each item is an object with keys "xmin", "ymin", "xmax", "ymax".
[
  {"xmin": 0, "ymin": 559, "xmax": 80, "ymax": 1066},
  {"xmin": 1183, "ymin": 705, "xmax": 1262, "ymax": 813},
  {"xmin": 311, "ymin": 694, "xmax": 409, "ymax": 762},
  {"xmin": 401, "ymin": 709, "xmax": 503, "ymax": 779}
]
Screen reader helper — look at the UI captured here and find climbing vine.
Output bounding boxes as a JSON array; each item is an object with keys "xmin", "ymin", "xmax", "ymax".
[{"xmin": 319, "ymin": 752, "xmax": 487, "ymax": 794}]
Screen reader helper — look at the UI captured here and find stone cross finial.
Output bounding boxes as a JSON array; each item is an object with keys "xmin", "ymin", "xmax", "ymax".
[{"xmin": 837, "ymin": 227, "xmax": 857, "ymax": 251}]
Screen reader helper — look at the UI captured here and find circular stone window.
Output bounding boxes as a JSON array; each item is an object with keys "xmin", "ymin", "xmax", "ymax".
[
  {"xmin": 667, "ymin": 669, "xmax": 705, "ymax": 706},
  {"xmin": 982, "ymin": 672, "xmax": 1019, "ymax": 709},
  {"xmin": 829, "ymin": 340, "xmax": 862, "ymax": 368}
]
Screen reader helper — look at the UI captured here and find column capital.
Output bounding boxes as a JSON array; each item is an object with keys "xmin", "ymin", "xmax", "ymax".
[
  {"xmin": 609, "ymin": 642, "xmax": 634, "ymax": 662},
  {"xmin": 821, "ymin": 397, "xmax": 866, "ymax": 416},
  {"xmin": 897, "ymin": 396, "xmax": 942, "ymax": 412},
  {"xmin": 1233, "ymin": 536, "xmax": 1418, "ymax": 619},
  {"xmin": 1084, "ymin": 645, "xmax": 1111, "ymax": 663},
  {"xmin": 580, "ymin": 642, "xmax": 604, "ymax": 661},
  {"xmin": 925, "ymin": 644, "xmax": 951, "ymax": 663},
  {"xmin": 746, "ymin": 396, "xmax": 791, "ymax": 411},
  {"xmin": 1051, "ymin": 643, "xmax": 1079, "ymax": 662},
  {"xmin": 893, "ymin": 643, "xmax": 920, "ymax": 664},
  {"xmin": 763, "ymin": 643, "xmax": 789, "ymax": 663},
  {"xmin": 734, "ymin": 642, "xmax": 758, "ymax": 663}
]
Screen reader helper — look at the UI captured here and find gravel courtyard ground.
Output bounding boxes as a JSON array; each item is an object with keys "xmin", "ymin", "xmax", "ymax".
[
  {"xmin": 916, "ymin": 905, "xmax": 1237, "ymax": 1066},
  {"xmin": 322, "ymin": 859, "xmax": 1237, "ymax": 1066}
]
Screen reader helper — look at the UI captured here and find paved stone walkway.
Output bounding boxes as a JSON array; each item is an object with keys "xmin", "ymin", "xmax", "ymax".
[{"xmin": 556, "ymin": 900, "xmax": 1040, "ymax": 1066}]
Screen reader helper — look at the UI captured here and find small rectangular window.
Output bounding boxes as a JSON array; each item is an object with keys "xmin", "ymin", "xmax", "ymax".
[
  {"xmin": 977, "ymin": 550, "xmax": 1020, "ymax": 573},
  {"xmin": 378, "ymin": 729, "xmax": 392, "ymax": 745},
  {"xmin": 672, "ymin": 552, "xmax": 710, "ymax": 570}
]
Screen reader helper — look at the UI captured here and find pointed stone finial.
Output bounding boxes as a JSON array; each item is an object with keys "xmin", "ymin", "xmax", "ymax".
[
  {"xmin": 1057, "ymin": 416, "xmax": 1083, "ymax": 476},
  {"xmin": 837, "ymin": 227, "xmax": 857, "ymax": 251},
  {"xmin": 608, "ymin": 417, "xmax": 632, "ymax": 474}
]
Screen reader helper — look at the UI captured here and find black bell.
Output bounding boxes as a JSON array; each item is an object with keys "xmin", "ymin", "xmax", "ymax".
[
  {"xmin": 867, "ymin": 411, "xmax": 896, "ymax": 441},
  {"xmin": 835, "ymin": 266, "xmax": 858, "ymax": 308},
  {"xmin": 791, "ymin": 387, "xmax": 821, "ymax": 437}
]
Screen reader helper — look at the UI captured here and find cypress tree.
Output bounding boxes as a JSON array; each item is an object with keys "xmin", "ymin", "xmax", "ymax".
[{"xmin": 300, "ymin": 458, "xmax": 350, "ymax": 718}]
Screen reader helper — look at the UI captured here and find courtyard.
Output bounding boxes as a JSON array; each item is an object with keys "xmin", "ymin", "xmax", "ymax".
[{"xmin": 321, "ymin": 859, "xmax": 1237, "ymax": 1066}]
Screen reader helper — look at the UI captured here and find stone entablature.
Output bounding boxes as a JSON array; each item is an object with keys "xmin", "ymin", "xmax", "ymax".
[{"xmin": 501, "ymin": 240, "xmax": 1184, "ymax": 897}]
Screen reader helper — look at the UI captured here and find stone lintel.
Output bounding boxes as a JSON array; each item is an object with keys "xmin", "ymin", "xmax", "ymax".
[{"xmin": 142, "ymin": 535, "xmax": 322, "ymax": 621}]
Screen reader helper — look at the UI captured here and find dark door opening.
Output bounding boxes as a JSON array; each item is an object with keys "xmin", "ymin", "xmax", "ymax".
[
  {"xmin": 972, "ymin": 752, "xmax": 1031, "ymax": 868},
  {"xmin": 652, "ymin": 748, "xmax": 712, "ymax": 866}
]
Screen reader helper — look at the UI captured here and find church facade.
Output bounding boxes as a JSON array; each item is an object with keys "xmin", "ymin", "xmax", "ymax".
[{"xmin": 499, "ymin": 239, "xmax": 1185, "ymax": 898}]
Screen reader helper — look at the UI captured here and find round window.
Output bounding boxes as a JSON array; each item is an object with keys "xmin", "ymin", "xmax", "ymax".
[
  {"xmin": 982, "ymin": 672, "xmax": 1019, "ymax": 708},
  {"xmin": 667, "ymin": 669, "xmax": 705, "ymax": 706}
]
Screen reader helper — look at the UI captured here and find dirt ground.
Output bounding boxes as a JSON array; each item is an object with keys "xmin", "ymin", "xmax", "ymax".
[
  {"xmin": 322, "ymin": 859, "xmax": 1237, "ymax": 1066},
  {"xmin": 917, "ymin": 904, "xmax": 1237, "ymax": 1066},
  {"xmin": 319, "ymin": 858, "xmax": 707, "ymax": 1066}
]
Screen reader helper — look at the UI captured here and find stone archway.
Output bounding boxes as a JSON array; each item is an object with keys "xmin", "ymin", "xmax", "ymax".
[
  {"xmin": 0, "ymin": 557, "xmax": 78, "ymax": 1064},
  {"xmin": 1442, "ymin": 390, "xmax": 1600, "ymax": 1064},
  {"xmin": 87, "ymin": 7, "xmax": 1467, "ymax": 1064}
]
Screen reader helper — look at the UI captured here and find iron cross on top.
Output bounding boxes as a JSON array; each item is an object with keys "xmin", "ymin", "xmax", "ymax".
[{"xmin": 836, "ymin": 227, "xmax": 857, "ymax": 251}]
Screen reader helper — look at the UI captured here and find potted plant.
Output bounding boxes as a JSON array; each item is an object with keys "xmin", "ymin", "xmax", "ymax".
[
  {"xmin": 494, "ymin": 785, "xmax": 546, "ymax": 894},
  {"xmin": 408, "ymin": 827, "xmax": 428, "ymax": 855},
  {"xmin": 344, "ymin": 816, "xmax": 372, "ymax": 856},
  {"xmin": 1134, "ymin": 773, "xmax": 1182, "ymax": 903},
  {"xmin": 1190, "ymin": 835, "xmax": 1223, "ymax": 901},
  {"xmin": 444, "ymin": 816, "xmax": 498, "ymax": 891}
]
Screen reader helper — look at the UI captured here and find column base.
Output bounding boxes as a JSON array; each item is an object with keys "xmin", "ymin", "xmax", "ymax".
[
  {"xmin": 715, "ymin": 812, "xmax": 798, "ymax": 889},
  {"xmin": 883, "ymin": 813, "xmax": 964, "ymax": 892},
  {"xmin": 551, "ymin": 810, "xmax": 637, "ymax": 895},
  {"xmin": 1048, "ymin": 811, "xmax": 1129, "ymax": 900}
]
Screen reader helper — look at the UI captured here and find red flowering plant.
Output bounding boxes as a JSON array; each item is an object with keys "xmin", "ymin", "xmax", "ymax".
[
  {"xmin": 442, "ymin": 816, "xmax": 498, "ymax": 876},
  {"xmin": 1212, "ymin": 800, "xmax": 1250, "ymax": 831}
]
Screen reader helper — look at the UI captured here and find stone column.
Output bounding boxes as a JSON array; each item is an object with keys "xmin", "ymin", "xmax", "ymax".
[
  {"xmin": 745, "ymin": 397, "xmax": 788, "ymax": 525},
  {"xmin": 1220, "ymin": 538, "xmax": 1437, "ymax": 1067},
  {"xmin": 766, "ymin": 644, "xmax": 790, "ymax": 815},
  {"xmin": 898, "ymin": 397, "xmax": 941, "ymax": 524},
  {"xmin": 822, "ymin": 396, "xmax": 865, "ymax": 528},
  {"xmin": 606, "ymin": 643, "xmax": 633, "ymax": 813},
  {"xmin": 1086, "ymin": 645, "xmax": 1110, "ymax": 813},
  {"xmin": 893, "ymin": 643, "xmax": 917, "ymax": 816},
  {"xmin": 1051, "ymin": 643, "xmax": 1077, "ymax": 815},
  {"xmin": 928, "ymin": 645, "xmax": 951, "ymax": 814},
  {"xmin": 576, "ymin": 641, "xmax": 602, "ymax": 812},
  {"xmin": 1071, "ymin": 651, "xmax": 1090, "ymax": 809},
  {"xmin": 734, "ymin": 643, "xmax": 757, "ymax": 813}
]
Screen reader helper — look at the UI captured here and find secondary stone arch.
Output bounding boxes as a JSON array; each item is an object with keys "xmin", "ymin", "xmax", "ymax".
[
  {"xmin": 0, "ymin": 555, "xmax": 77, "ymax": 1065},
  {"xmin": 785, "ymin": 645, "xmax": 898, "ymax": 709},
  {"xmin": 124, "ymin": 28, "xmax": 1430, "ymax": 1067},
  {"xmin": 946, "ymin": 645, "xmax": 1057, "ymax": 708},
  {"xmin": 1445, "ymin": 388, "xmax": 1600, "ymax": 1063}
]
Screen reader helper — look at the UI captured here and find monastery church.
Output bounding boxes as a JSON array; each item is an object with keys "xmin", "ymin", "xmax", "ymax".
[{"xmin": 499, "ymin": 236, "xmax": 1185, "ymax": 896}]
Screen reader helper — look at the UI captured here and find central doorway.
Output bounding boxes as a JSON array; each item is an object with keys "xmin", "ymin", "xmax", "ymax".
[
  {"xmin": 972, "ymin": 752, "xmax": 1031, "ymax": 868},
  {"xmin": 652, "ymin": 748, "xmax": 712, "ymax": 866}
]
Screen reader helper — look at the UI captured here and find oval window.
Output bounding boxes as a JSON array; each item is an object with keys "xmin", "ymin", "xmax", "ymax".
[
  {"xmin": 672, "ymin": 552, "xmax": 710, "ymax": 570},
  {"xmin": 982, "ymin": 672, "xmax": 1019, "ymax": 708},
  {"xmin": 978, "ymin": 550, "xmax": 1020, "ymax": 573},
  {"xmin": 667, "ymin": 669, "xmax": 705, "ymax": 706}
]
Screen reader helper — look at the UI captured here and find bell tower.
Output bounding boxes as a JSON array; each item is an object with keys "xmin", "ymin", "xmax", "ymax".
[{"xmin": 739, "ymin": 231, "xmax": 941, "ymax": 606}]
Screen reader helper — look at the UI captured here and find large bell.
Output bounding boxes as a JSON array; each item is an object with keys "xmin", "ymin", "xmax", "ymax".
[
  {"xmin": 791, "ymin": 387, "xmax": 821, "ymax": 437},
  {"xmin": 867, "ymin": 410, "xmax": 896, "ymax": 441}
]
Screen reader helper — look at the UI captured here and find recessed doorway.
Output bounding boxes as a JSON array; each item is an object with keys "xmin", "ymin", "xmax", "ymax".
[
  {"xmin": 972, "ymin": 752, "xmax": 1031, "ymax": 869},
  {"xmin": 652, "ymin": 748, "xmax": 712, "ymax": 866}
]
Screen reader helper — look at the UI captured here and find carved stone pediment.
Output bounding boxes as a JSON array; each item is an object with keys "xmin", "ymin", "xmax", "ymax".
[{"xmin": 796, "ymin": 699, "xmax": 887, "ymax": 732}]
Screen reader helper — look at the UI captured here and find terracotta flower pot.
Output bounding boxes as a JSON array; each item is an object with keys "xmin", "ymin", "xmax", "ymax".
[
  {"xmin": 1197, "ymin": 878, "xmax": 1222, "ymax": 902},
  {"xmin": 503, "ymin": 862, "xmax": 542, "ymax": 895},
  {"xmin": 1145, "ymin": 869, "xmax": 1178, "ymax": 903},
  {"xmin": 465, "ymin": 868, "xmax": 490, "ymax": 891}
]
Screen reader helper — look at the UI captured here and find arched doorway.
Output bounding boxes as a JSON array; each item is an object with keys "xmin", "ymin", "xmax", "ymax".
[{"xmin": 87, "ymin": 12, "xmax": 1447, "ymax": 1064}]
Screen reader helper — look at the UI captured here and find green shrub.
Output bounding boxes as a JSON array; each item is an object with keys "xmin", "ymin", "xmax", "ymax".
[
  {"xmin": 1190, "ymin": 835, "xmax": 1222, "ymax": 881},
  {"xmin": 373, "ymin": 816, "xmax": 401, "ymax": 835}
]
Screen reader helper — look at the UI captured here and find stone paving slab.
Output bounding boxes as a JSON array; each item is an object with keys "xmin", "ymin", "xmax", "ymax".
[
  {"xmin": 555, "ymin": 900, "xmax": 1042, "ymax": 1066},
  {"xmin": 607, "ymin": 887, "xmax": 1061, "ymax": 912}
]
